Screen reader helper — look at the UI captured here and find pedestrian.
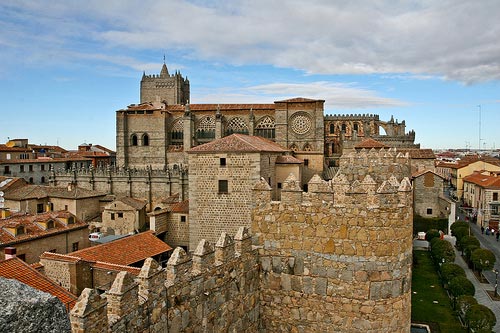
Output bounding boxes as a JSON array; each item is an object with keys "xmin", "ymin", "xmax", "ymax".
[
  {"xmin": 496, "ymin": 232, "xmax": 499, "ymax": 242},
  {"xmin": 481, "ymin": 226, "xmax": 485, "ymax": 234}
]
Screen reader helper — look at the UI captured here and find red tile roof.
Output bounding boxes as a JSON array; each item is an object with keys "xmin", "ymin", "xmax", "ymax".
[
  {"xmin": 4, "ymin": 184, "xmax": 106, "ymax": 200},
  {"xmin": 0, "ymin": 257, "xmax": 77, "ymax": 309},
  {"xmin": 398, "ymin": 148, "xmax": 436, "ymax": 159},
  {"xmin": 189, "ymin": 134, "xmax": 288, "ymax": 153},
  {"xmin": 171, "ymin": 200, "xmax": 189, "ymax": 213},
  {"xmin": 411, "ymin": 169, "xmax": 445, "ymax": 179},
  {"xmin": 274, "ymin": 97, "xmax": 324, "ymax": 103},
  {"xmin": 275, "ymin": 155, "xmax": 304, "ymax": 164},
  {"xmin": 68, "ymin": 231, "xmax": 172, "ymax": 266},
  {"xmin": 463, "ymin": 173, "xmax": 500, "ymax": 189},
  {"xmin": 167, "ymin": 104, "xmax": 276, "ymax": 112},
  {"xmin": 0, "ymin": 211, "xmax": 88, "ymax": 246},
  {"xmin": 354, "ymin": 138, "xmax": 388, "ymax": 149}
]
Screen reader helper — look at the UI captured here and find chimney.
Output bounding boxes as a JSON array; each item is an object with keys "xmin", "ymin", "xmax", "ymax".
[{"xmin": 5, "ymin": 247, "xmax": 16, "ymax": 259}]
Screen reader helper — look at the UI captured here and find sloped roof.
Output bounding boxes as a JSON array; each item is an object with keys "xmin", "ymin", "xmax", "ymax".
[
  {"xmin": 115, "ymin": 197, "xmax": 147, "ymax": 210},
  {"xmin": 0, "ymin": 211, "xmax": 87, "ymax": 245},
  {"xmin": 411, "ymin": 169, "xmax": 445, "ymax": 179},
  {"xmin": 274, "ymin": 97, "xmax": 324, "ymax": 103},
  {"xmin": 354, "ymin": 138, "xmax": 388, "ymax": 149},
  {"xmin": 0, "ymin": 177, "xmax": 26, "ymax": 192},
  {"xmin": 167, "ymin": 103, "xmax": 275, "ymax": 112},
  {"xmin": 171, "ymin": 200, "xmax": 189, "ymax": 213},
  {"xmin": 67, "ymin": 231, "xmax": 172, "ymax": 266},
  {"xmin": 275, "ymin": 155, "xmax": 304, "ymax": 164},
  {"xmin": 463, "ymin": 173, "xmax": 500, "ymax": 189},
  {"xmin": 189, "ymin": 134, "xmax": 287, "ymax": 153},
  {"xmin": 4, "ymin": 184, "xmax": 106, "ymax": 200},
  {"xmin": 0, "ymin": 257, "xmax": 77, "ymax": 309},
  {"xmin": 436, "ymin": 156, "xmax": 500, "ymax": 169}
]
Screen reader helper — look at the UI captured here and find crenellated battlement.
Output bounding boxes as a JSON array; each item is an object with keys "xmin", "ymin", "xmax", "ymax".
[
  {"xmin": 70, "ymin": 227, "xmax": 260, "ymax": 333},
  {"xmin": 325, "ymin": 113, "xmax": 380, "ymax": 120}
]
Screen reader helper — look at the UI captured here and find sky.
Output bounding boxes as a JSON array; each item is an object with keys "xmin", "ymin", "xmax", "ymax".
[{"xmin": 0, "ymin": 0, "xmax": 499, "ymax": 151}]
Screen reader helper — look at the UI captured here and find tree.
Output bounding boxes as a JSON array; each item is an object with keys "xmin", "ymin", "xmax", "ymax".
[
  {"xmin": 451, "ymin": 221, "xmax": 469, "ymax": 234},
  {"xmin": 440, "ymin": 263, "xmax": 466, "ymax": 284},
  {"xmin": 449, "ymin": 276, "xmax": 475, "ymax": 298},
  {"xmin": 471, "ymin": 248, "xmax": 496, "ymax": 274},
  {"xmin": 430, "ymin": 239, "xmax": 455, "ymax": 265},
  {"xmin": 464, "ymin": 244, "xmax": 480, "ymax": 263},
  {"xmin": 465, "ymin": 304, "xmax": 496, "ymax": 333},
  {"xmin": 452, "ymin": 227, "xmax": 469, "ymax": 244},
  {"xmin": 456, "ymin": 295, "xmax": 477, "ymax": 317},
  {"xmin": 457, "ymin": 235, "xmax": 480, "ymax": 255},
  {"xmin": 425, "ymin": 229, "xmax": 440, "ymax": 242}
]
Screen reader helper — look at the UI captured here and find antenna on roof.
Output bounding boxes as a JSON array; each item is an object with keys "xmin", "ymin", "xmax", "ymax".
[{"xmin": 163, "ymin": 54, "xmax": 166, "ymax": 64}]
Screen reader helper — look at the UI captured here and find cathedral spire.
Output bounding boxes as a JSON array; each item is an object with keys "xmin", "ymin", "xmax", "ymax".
[{"xmin": 160, "ymin": 55, "xmax": 169, "ymax": 77}]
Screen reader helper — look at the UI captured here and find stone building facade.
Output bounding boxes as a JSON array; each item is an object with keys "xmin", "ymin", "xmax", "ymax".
[{"xmin": 412, "ymin": 170, "xmax": 450, "ymax": 218}]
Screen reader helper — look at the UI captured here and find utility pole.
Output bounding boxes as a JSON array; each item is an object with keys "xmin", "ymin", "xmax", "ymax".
[{"xmin": 478, "ymin": 105, "xmax": 482, "ymax": 151}]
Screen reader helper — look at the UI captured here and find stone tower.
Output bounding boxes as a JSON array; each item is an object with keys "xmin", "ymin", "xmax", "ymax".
[{"xmin": 140, "ymin": 62, "xmax": 190, "ymax": 105}]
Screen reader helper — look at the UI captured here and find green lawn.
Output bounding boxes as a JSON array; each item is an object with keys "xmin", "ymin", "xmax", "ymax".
[{"xmin": 412, "ymin": 250, "xmax": 466, "ymax": 333}]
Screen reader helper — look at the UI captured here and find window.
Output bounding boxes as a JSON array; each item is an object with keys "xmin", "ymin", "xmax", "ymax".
[
  {"xmin": 341, "ymin": 124, "xmax": 347, "ymax": 132},
  {"xmin": 29, "ymin": 165, "xmax": 33, "ymax": 172},
  {"xmin": 47, "ymin": 220, "xmax": 54, "ymax": 229},
  {"xmin": 41, "ymin": 164, "xmax": 45, "ymax": 171},
  {"xmin": 218, "ymin": 180, "xmax": 228, "ymax": 194},
  {"xmin": 180, "ymin": 215, "xmax": 186, "ymax": 223},
  {"xmin": 17, "ymin": 254, "xmax": 26, "ymax": 262},
  {"xmin": 329, "ymin": 124, "xmax": 335, "ymax": 134},
  {"xmin": 118, "ymin": 212, "xmax": 123, "ymax": 218},
  {"xmin": 142, "ymin": 134, "xmax": 150, "ymax": 146},
  {"xmin": 131, "ymin": 134, "xmax": 138, "ymax": 146},
  {"xmin": 426, "ymin": 208, "xmax": 433, "ymax": 215},
  {"xmin": 67, "ymin": 216, "xmax": 75, "ymax": 224},
  {"xmin": 353, "ymin": 123, "xmax": 358, "ymax": 132},
  {"xmin": 111, "ymin": 213, "xmax": 115, "ymax": 220},
  {"xmin": 220, "ymin": 158, "xmax": 226, "ymax": 166},
  {"xmin": 37, "ymin": 203, "xmax": 44, "ymax": 213},
  {"xmin": 6, "ymin": 153, "xmax": 10, "ymax": 160},
  {"xmin": 41, "ymin": 176, "xmax": 45, "ymax": 183},
  {"xmin": 278, "ymin": 183, "xmax": 282, "ymax": 189},
  {"xmin": 64, "ymin": 205, "xmax": 68, "ymax": 211},
  {"xmin": 72, "ymin": 242, "xmax": 79, "ymax": 251},
  {"xmin": 304, "ymin": 159, "xmax": 309, "ymax": 166},
  {"xmin": 29, "ymin": 177, "xmax": 33, "ymax": 183},
  {"xmin": 303, "ymin": 184, "xmax": 308, "ymax": 192},
  {"xmin": 16, "ymin": 226, "xmax": 25, "ymax": 235},
  {"xmin": 4, "ymin": 166, "xmax": 10, "ymax": 174},
  {"xmin": 20, "ymin": 165, "xmax": 25, "ymax": 172},
  {"xmin": 494, "ymin": 193, "xmax": 498, "ymax": 201}
]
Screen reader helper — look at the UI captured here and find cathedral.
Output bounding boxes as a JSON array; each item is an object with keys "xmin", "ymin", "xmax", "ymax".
[{"xmin": 116, "ymin": 61, "xmax": 418, "ymax": 180}]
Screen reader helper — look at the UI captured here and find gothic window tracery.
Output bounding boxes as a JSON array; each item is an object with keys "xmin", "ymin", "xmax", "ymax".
[
  {"xmin": 290, "ymin": 144, "xmax": 298, "ymax": 152},
  {"xmin": 303, "ymin": 143, "xmax": 312, "ymax": 151},
  {"xmin": 255, "ymin": 116, "xmax": 275, "ymax": 139},
  {"xmin": 171, "ymin": 118, "xmax": 184, "ymax": 142},
  {"xmin": 196, "ymin": 116, "xmax": 215, "ymax": 139},
  {"xmin": 225, "ymin": 117, "xmax": 249, "ymax": 135}
]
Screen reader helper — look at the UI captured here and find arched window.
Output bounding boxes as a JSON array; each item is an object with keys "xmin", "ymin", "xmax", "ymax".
[
  {"xmin": 29, "ymin": 177, "xmax": 33, "ymax": 184},
  {"xmin": 196, "ymin": 116, "xmax": 215, "ymax": 139},
  {"xmin": 303, "ymin": 143, "xmax": 312, "ymax": 151},
  {"xmin": 170, "ymin": 118, "xmax": 184, "ymax": 142},
  {"xmin": 225, "ymin": 117, "xmax": 249, "ymax": 135},
  {"xmin": 131, "ymin": 134, "xmax": 138, "ymax": 146},
  {"xmin": 329, "ymin": 124, "xmax": 335, "ymax": 134},
  {"xmin": 41, "ymin": 176, "xmax": 45, "ymax": 183},
  {"xmin": 47, "ymin": 220, "xmax": 54, "ymax": 229},
  {"xmin": 255, "ymin": 116, "xmax": 275, "ymax": 139},
  {"xmin": 142, "ymin": 133, "xmax": 150, "ymax": 146},
  {"xmin": 289, "ymin": 144, "xmax": 298, "ymax": 152},
  {"xmin": 67, "ymin": 216, "xmax": 75, "ymax": 224},
  {"xmin": 341, "ymin": 124, "xmax": 347, "ymax": 132},
  {"xmin": 353, "ymin": 123, "xmax": 358, "ymax": 132}
]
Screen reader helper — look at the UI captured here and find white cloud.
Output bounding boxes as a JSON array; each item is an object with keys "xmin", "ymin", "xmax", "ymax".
[
  {"xmin": 195, "ymin": 81, "xmax": 407, "ymax": 109},
  {"xmin": 1, "ymin": 0, "xmax": 500, "ymax": 83}
]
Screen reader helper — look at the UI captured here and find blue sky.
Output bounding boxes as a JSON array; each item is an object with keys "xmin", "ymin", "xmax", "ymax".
[{"xmin": 1, "ymin": 1, "xmax": 499, "ymax": 151}]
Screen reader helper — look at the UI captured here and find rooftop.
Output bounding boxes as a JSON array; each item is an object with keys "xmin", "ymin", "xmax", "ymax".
[{"xmin": 189, "ymin": 134, "xmax": 288, "ymax": 153}]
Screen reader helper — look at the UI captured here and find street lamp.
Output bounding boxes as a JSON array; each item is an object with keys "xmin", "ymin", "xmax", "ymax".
[{"xmin": 494, "ymin": 269, "xmax": 499, "ymax": 297}]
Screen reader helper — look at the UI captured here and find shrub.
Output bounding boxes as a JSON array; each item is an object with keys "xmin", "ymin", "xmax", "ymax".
[
  {"xmin": 465, "ymin": 304, "xmax": 496, "ymax": 333},
  {"xmin": 449, "ymin": 276, "xmax": 475, "ymax": 298},
  {"xmin": 471, "ymin": 248, "xmax": 496, "ymax": 274},
  {"xmin": 464, "ymin": 244, "xmax": 480, "ymax": 262},
  {"xmin": 440, "ymin": 263, "xmax": 466, "ymax": 284},
  {"xmin": 413, "ymin": 215, "xmax": 448, "ymax": 235},
  {"xmin": 425, "ymin": 229, "xmax": 441, "ymax": 242}
]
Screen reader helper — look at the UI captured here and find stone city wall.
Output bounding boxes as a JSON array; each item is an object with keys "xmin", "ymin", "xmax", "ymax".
[
  {"xmin": 70, "ymin": 227, "xmax": 260, "ymax": 333},
  {"xmin": 251, "ymin": 170, "xmax": 413, "ymax": 333}
]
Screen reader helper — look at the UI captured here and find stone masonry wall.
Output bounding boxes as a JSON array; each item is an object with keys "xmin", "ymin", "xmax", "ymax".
[
  {"xmin": 252, "ymin": 149, "xmax": 413, "ymax": 333},
  {"xmin": 70, "ymin": 227, "xmax": 260, "ymax": 333}
]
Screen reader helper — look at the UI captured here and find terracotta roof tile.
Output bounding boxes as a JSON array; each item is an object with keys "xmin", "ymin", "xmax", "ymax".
[
  {"xmin": 463, "ymin": 173, "xmax": 500, "ymax": 189},
  {"xmin": 0, "ymin": 211, "xmax": 88, "ymax": 246},
  {"xmin": 354, "ymin": 138, "xmax": 388, "ymax": 149},
  {"xmin": 275, "ymin": 155, "xmax": 304, "ymax": 164},
  {"xmin": 411, "ymin": 169, "xmax": 445, "ymax": 179},
  {"xmin": 189, "ymin": 134, "xmax": 287, "ymax": 153},
  {"xmin": 4, "ymin": 184, "xmax": 106, "ymax": 200},
  {"xmin": 0, "ymin": 257, "xmax": 77, "ymax": 309},
  {"xmin": 274, "ymin": 97, "xmax": 324, "ymax": 103},
  {"xmin": 398, "ymin": 148, "xmax": 436, "ymax": 159},
  {"xmin": 91, "ymin": 261, "xmax": 142, "ymax": 275},
  {"xmin": 116, "ymin": 197, "xmax": 147, "ymax": 210},
  {"xmin": 68, "ymin": 231, "xmax": 172, "ymax": 266},
  {"xmin": 167, "ymin": 104, "xmax": 276, "ymax": 112},
  {"xmin": 171, "ymin": 200, "xmax": 189, "ymax": 213}
]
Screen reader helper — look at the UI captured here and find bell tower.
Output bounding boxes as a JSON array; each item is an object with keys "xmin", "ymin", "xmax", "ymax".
[{"xmin": 140, "ymin": 59, "xmax": 190, "ymax": 105}]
